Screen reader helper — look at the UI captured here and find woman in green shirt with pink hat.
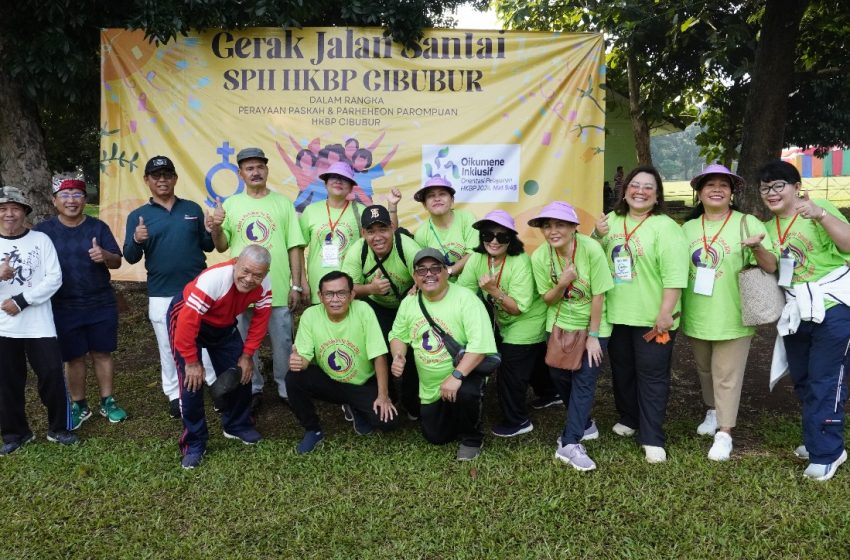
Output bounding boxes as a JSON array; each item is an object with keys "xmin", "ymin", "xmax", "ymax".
[
  {"xmin": 457, "ymin": 210, "xmax": 547, "ymax": 438},
  {"xmin": 680, "ymin": 164, "xmax": 777, "ymax": 462}
]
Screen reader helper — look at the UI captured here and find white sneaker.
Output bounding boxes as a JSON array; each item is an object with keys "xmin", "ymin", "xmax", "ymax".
[
  {"xmin": 794, "ymin": 445, "xmax": 809, "ymax": 460},
  {"xmin": 697, "ymin": 409, "xmax": 717, "ymax": 436},
  {"xmin": 707, "ymin": 431, "xmax": 733, "ymax": 461},
  {"xmin": 612, "ymin": 423, "xmax": 636, "ymax": 437},
  {"xmin": 643, "ymin": 445, "xmax": 667, "ymax": 463},
  {"xmin": 803, "ymin": 449, "xmax": 847, "ymax": 481}
]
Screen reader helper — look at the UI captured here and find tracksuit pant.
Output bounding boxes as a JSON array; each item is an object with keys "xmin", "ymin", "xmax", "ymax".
[
  {"xmin": 237, "ymin": 305, "xmax": 292, "ymax": 398},
  {"xmin": 496, "ymin": 341, "xmax": 545, "ymax": 426},
  {"xmin": 549, "ymin": 337, "xmax": 609, "ymax": 445},
  {"xmin": 609, "ymin": 325, "xmax": 678, "ymax": 448},
  {"xmin": 364, "ymin": 298, "xmax": 420, "ymax": 417},
  {"xmin": 286, "ymin": 366, "xmax": 398, "ymax": 432},
  {"xmin": 168, "ymin": 296, "xmax": 254, "ymax": 457},
  {"xmin": 0, "ymin": 336, "xmax": 70, "ymax": 443},
  {"xmin": 784, "ymin": 304, "xmax": 850, "ymax": 465},
  {"xmin": 419, "ymin": 373, "xmax": 486, "ymax": 448}
]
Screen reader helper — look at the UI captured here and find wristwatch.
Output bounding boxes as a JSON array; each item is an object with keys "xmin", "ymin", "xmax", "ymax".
[
  {"xmin": 290, "ymin": 285, "xmax": 304, "ymax": 293},
  {"xmin": 447, "ymin": 266, "xmax": 454, "ymax": 277},
  {"xmin": 451, "ymin": 369, "xmax": 464, "ymax": 380}
]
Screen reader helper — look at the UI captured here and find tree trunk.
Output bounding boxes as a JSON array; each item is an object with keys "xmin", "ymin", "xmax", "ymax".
[
  {"xmin": 735, "ymin": 0, "xmax": 809, "ymax": 216},
  {"xmin": 626, "ymin": 51, "xmax": 652, "ymax": 166},
  {"xmin": 0, "ymin": 36, "xmax": 52, "ymax": 225}
]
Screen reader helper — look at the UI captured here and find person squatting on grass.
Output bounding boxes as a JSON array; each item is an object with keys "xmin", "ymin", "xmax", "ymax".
[
  {"xmin": 287, "ymin": 270, "xmax": 398, "ymax": 454},
  {"xmin": 529, "ymin": 202, "xmax": 613, "ymax": 471},
  {"xmin": 0, "ymin": 186, "xmax": 78, "ymax": 455},
  {"xmin": 680, "ymin": 165, "xmax": 777, "ymax": 462},
  {"xmin": 456, "ymin": 210, "xmax": 548, "ymax": 439},
  {"xmin": 208, "ymin": 147, "xmax": 306, "ymax": 414},
  {"xmin": 593, "ymin": 166, "xmax": 689, "ymax": 464},
  {"xmin": 34, "ymin": 174, "xmax": 128, "ymax": 430},
  {"xmin": 342, "ymin": 204, "xmax": 422, "ymax": 419},
  {"xmin": 124, "ymin": 156, "xmax": 217, "ymax": 420},
  {"xmin": 760, "ymin": 160, "xmax": 850, "ymax": 481},
  {"xmin": 389, "ymin": 247, "xmax": 498, "ymax": 462},
  {"xmin": 167, "ymin": 244, "xmax": 273, "ymax": 469}
]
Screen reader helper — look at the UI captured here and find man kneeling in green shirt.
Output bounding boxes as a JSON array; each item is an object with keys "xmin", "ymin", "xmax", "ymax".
[
  {"xmin": 288, "ymin": 271, "xmax": 398, "ymax": 454},
  {"xmin": 389, "ymin": 248, "xmax": 497, "ymax": 461}
]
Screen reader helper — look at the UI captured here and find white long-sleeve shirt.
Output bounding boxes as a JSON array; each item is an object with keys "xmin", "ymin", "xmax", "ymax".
[{"xmin": 0, "ymin": 229, "xmax": 62, "ymax": 338}]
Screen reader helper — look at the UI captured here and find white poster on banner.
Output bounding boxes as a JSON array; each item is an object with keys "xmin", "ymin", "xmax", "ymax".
[{"xmin": 421, "ymin": 144, "xmax": 520, "ymax": 203}]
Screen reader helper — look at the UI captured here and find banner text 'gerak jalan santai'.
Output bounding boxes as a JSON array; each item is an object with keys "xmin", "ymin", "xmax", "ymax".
[{"xmin": 214, "ymin": 29, "xmax": 505, "ymax": 93}]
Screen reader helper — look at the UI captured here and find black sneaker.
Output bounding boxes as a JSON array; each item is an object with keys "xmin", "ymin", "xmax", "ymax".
[
  {"xmin": 169, "ymin": 398, "xmax": 181, "ymax": 419},
  {"xmin": 0, "ymin": 434, "xmax": 34, "ymax": 456},
  {"xmin": 341, "ymin": 404, "xmax": 354, "ymax": 422},
  {"xmin": 46, "ymin": 430, "xmax": 79, "ymax": 446},
  {"xmin": 352, "ymin": 410, "xmax": 374, "ymax": 436},
  {"xmin": 530, "ymin": 395, "xmax": 564, "ymax": 410},
  {"xmin": 181, "ymin": 450, "xmax": 205, "ymax": 469}
]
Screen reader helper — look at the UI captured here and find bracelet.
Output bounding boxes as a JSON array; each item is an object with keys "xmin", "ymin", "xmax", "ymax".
[
  {"xmin": 290, "ymin": 285, "xmax": 304, "ymax": 293},
  {"xmin": 588, "ymin": 331, "xmax": 600, "ymax": 338},
  {"xmin": 496, "ymin": 292, "xmax": 506, "ymax": 304},
  {"xmin": 816, "ymin": 208, "xmax": 827, "ymax": 221}
]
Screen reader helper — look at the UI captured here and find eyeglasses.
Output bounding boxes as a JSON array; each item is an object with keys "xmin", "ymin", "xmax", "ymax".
[
  {"xmin": 481, "ymin": 231, "xmax": 512, "ymax": 244},
  {"xmin": 758, "ymin": 181, "xmax": 790, "ymax": 195},
  {"xmin": 149, "ymin": 172, "xmax": 176, "ymax": 180},
  {"xmin": 414, "ymin": 264, "xmax": 445, "ymax": 277},
  {"xmin": 57, "ymin": 192, "xmax": 85, "ymax": 200},
  {"xmin": 320, "ymin": 289, "xmax": 350, "ymax": 300},
  {"xmin": 627, "ymin": 182, "xmax": 656, "ymax": 192}
]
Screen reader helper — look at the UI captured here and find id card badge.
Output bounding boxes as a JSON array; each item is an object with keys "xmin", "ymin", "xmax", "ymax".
[
  {"xmin": 693, "ymin": 266, "xmax": 716, "ymax": 296},
  {"xmin": 778, "ymin": 257, "xmax": 795, "ymax": 287},
  {"xmin": 613, "ymin": 255, "xmax": 633, "ymax": 283},
  {"xmin": 322, "ymin": 241, "xmax": 340, "ymax": 267}
]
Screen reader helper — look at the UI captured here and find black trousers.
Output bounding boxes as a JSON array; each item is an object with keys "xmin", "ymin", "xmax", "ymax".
[
  {"xmin": 286, "ymin": 365, "xmax": 398, "ymax": 432},
  {"xmin": 496, "ymin": 341, "xmax": 545, "ymax": 426},
  {"xmin": 608, "ymin": 325, "xmax": 677, "ymax": 447},
  {"xmin": 0, "ymin": 336, "xmax": 69, "ymax": 442},
  {"xmin": 365, "ymin": 298, "xmax": 420, "ymax": 417},
  {"xmin": 419, "ymin": 373, "xmax": 486, "ymax": 448},
  {"xmin": 529, "ymin": 341, "xmax": 558, "ymax": 399}
]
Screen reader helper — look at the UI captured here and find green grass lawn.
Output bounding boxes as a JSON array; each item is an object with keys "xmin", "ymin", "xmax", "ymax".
[{"xmin": 2, "ymin": 287, "xmax": 850, "ymax": 558}]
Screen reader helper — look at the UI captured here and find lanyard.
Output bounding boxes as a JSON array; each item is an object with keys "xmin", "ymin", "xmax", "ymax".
[
  {"xmin": 622, "ymin": 214, "xmax": 651, "ymax": 253},
  {"xmin": 428, "ymin": 218, "xmax": 453, "ymax": 263},
  {"xmin": 775, "ymin": 214, "xmax": 799, "ymax": 248},
  {"xmin": 549, "ymin": 237, "xmax": 578, "ymax": 298},
  {"xmin": 326, "ymin": 200, "xmax": 351, "ymax": 238},
  {"xmin": 700, "ymin": 210, "xmax": 732, "ymax": 254}
]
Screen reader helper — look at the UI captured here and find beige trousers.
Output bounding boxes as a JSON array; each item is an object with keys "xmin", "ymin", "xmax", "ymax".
[{"xmin": 691, "ymin": 336, "xmax": 753, "ymax": 429}]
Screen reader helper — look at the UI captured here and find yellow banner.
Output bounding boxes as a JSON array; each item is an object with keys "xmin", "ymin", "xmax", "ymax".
[{"xmin": 100, "ymin": 27, "xmax": 606, "ymax": 280}]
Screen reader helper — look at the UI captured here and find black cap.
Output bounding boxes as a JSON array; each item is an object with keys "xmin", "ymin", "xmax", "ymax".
[
  {"xmin": 361, "ymin": 205, "xmax": 392, "ymax": 228},
  {"xmin": 144, "ymin": 156, "xmax": 176, "ymax": 175},
  {"xmin": 236, "ymin": 147, "xmax": 268, "ymax": 164}
]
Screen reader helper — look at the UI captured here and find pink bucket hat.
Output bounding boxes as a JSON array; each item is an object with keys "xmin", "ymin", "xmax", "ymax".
[
  {"xmin": 690, "ymin": 163, "xmax": 744, "ymax": 190},
  {"xmin": 319, "ymin": 161, "xmax": 358, "ymax": 186},
  {"xmin": 473, "ymin": 210, "xmax": 517, "ymax": 233},
  {"xmin": 413, "ymin": 175, "xmax": 456, "ymax": 202},
  {"xmin": 527, "ymin": 201, "xmax": 580, "ymax": 227}
]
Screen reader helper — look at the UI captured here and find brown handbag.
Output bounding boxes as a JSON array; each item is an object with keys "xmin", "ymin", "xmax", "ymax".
[{"xmin": 545, "ymin": 301, "xmax": 587, "ymax": 370}]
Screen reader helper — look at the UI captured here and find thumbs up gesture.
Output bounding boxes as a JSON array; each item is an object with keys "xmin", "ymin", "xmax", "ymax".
[
  {"xmin": 370, "ymin": 270, "xmax": 391, "ymax": 296},
  {"xmin": 0, "ymin": 255, "xmax": 13, "ymax": 281},
  {"xmin": 211, "ymin": 197, "xmax": 225, "ymax": 228},
  {"xmin": 289, "ymin": 344, "xmax": 307, "ymax": 372},
  {"xmin": 134, "ymin": 216, "xmax": 149, "ymax": 243},
  {"xmin": 89, "ymin": 237, "xmax": 105, "ymax": 263},
  {"xmin": 594, "ymin": 213, "xmax": 609, "ymax": 237}
]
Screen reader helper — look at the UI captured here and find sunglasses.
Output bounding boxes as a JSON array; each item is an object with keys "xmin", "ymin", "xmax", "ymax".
[
  {"xmin": 414, "ymin": 264, "xmax": 445, "ymax": 277},
  {"xmin": 481, "ymin": 230, "xmax": 512, "ymax": 244}
]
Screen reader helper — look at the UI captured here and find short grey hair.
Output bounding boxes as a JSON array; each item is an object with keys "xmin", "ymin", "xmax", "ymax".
[{"xmin": 239, "ymin": 244, "xmax": 272, "ymax": 266}]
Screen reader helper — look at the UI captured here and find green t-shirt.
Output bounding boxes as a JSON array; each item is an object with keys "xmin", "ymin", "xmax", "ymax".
[
  {"xmin": 597, "ymin": 213, "xmax": 689, "ymax": 328},
  {"xmin": 530, "ymin": 234, "xmax": 614, "ymax": 336},
  {"xmin": 222, "ymin": 191, "xmax": 305, "ymax": 306},
  {"xmin": 764, "ymin": 199, "xmax": 850, "ymax": 311},
  {"xmin": 457, "ymin": 251, "xmax": 547, "ymax": 344},
  {"xmin": 300, "ymin": 200, "xmax": 362, "ymax": 304},
  {"xmin": 413, "ymin": 208, "xmax": 479, "ymax": 266},
  {"xmin": 388, "ymin": 284, "xmax": 497, "ymax": 405},
  {"xmin": 293, "ymin": 299, "xmax": 387, "ymax": 385},
  {"xmin": 681, "ymin": 211, "xmax": 776, "ymax": 340},
  {"xmin": 341, "ymin": 235, "xmax": 422, "ymax": 309}
]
